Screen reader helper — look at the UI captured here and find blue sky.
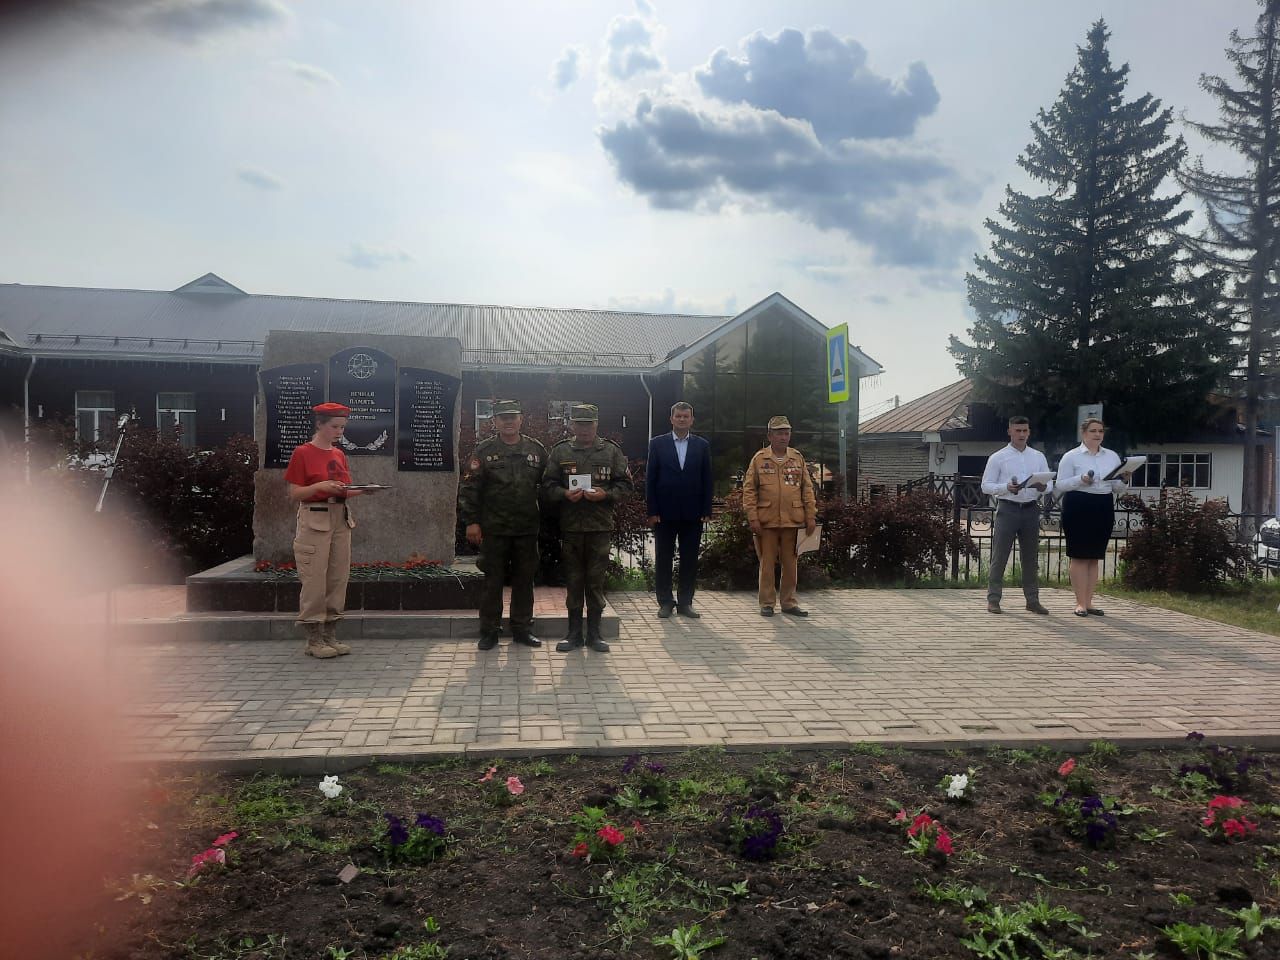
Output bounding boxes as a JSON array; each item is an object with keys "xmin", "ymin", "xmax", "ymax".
[{"xmin": 0, "ymin": 0, "xmax": 1260, "ymax": 418}]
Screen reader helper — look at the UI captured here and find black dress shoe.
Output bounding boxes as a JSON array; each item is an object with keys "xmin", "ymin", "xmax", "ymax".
[
  {"xmin": 587, "ymin": 636, "xmax": 611, "ymax": 652},
  {"xmin": 556, "ymin": 636, "xmax": 585, "ymax": 652},
  {"xmin": 477, "ymin": 633, "xmax": 499, "ymax": 651},
  {"xmin": 781, "ymin": 606, "xmax": 808, "ymax": 617},
  {"xmin": 987, "ymin": 600, "xmax": 1002, "ymax": 614},
  {"xmin": 511, "ymin": 632, "xmax": 542, "ymax": 647},
  {"xmin": 657, "ymin": 602, "xmax": 674, "ymax": 619},
  {"xmin": 760, "ymin": 607, "xmax": 774, "ymax": 617},
  {"xmin": 676, "ymin": 605, "xmax": 701, "ymax": 619},
  {"xmin": 1025, "ymin": 602, "xmax": 1050, "ymax": 615}
]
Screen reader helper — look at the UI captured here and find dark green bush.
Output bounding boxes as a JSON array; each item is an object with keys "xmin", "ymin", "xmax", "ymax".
[
  {"xmin": 1119, "ymin": 487, "xmax": 1256, "ymax": 592},
  {"xmin": 817, "ymin": 489, "xmax": 976, "ymax": 584}
]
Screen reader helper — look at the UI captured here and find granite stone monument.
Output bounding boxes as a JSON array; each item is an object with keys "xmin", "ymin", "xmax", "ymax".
[{"xmin": 253, "ymin": 330, "xmax": 462, "ymax": 564}]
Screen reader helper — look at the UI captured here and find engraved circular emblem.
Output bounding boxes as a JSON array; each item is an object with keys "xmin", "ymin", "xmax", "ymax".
[{"xmin": 347, "ymin": 353, "xmax": 377, "ymax": 380}]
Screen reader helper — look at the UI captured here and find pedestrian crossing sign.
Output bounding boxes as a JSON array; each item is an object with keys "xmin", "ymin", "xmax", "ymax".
[{"xmin": 827, "ymin": 324, "xmax": 849, "ymax": 403}]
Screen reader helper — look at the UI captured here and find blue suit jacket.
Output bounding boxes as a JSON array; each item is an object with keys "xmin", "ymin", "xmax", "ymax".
[{"xmin": 645, "ymin": 432, "xmax": 713, "ymax": 524}]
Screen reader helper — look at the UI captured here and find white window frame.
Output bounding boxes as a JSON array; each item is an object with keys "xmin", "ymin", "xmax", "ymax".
[
  {"xmin": 75, "ymin": 390, "xmax": 115, "ymax": 443},
  {"xmin": 157, "ymin": 392, "xmax": 197, "ymax": 448},
  {"xmin": 475, "ymin": 398, "xmax": 494, "ymax": 433},
  {"xmin": 1130, "ymin": 452, "xmax": 1212, "ymax": 490},
  {"xmin": 547, "ymin": 400, "xmax": 583, "ymax": 424}
]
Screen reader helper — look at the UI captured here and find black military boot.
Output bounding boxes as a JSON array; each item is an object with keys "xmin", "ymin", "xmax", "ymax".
[
  {"xmin": 555, "ymin": 611, "xmax": 585, "ymax": 652},
  {"xmin": 585, "ymin": 610, "xmax": 610, "ymax": 653}
]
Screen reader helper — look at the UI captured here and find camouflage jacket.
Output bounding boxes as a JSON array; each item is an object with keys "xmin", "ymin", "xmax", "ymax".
[
  {"xmin": 542, "ymin": 437, "xmax": 633, "ymax": 532},
  {"xmin": 458, "ymin": 434, "xmax": 546, "ymax": 536}
]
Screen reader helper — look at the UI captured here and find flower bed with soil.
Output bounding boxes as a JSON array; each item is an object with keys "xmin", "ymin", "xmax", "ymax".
[{"xmin": 85, "ymin": 738, "xmax": 1280, "ymax": 959}]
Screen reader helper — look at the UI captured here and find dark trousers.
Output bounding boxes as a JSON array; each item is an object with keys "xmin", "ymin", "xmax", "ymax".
[
  {"xmin": 988, "ymin": 501, "xmax": 1041, "ymax": 603},
  {"xmin": 561, "ymin": 531, "xmax": 611, "ymax": 615},
  {"xmin": 654, "ymin": 518, "xmax": 702, "ymax": 607},
  {"xmin": 477, "ymin": 534, "xmax": 538, "ymax": 635}
]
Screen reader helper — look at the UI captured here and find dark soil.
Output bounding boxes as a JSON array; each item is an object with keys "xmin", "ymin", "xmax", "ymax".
[{"xmin": 77, "ymin": 742, "xmax": 1280, "ymax": 959}]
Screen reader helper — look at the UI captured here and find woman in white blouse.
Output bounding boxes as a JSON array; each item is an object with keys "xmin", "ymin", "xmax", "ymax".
[{"xmin": 1054, "ymin": 418, "xmax": 1127, "ymax": 617}]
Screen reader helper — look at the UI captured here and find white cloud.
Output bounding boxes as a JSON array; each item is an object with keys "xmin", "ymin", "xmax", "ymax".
[
  {"xmin": 551, "ymin": 45, "xmax": 584, "ymax": 90},
  {"xmin": 341, "ymin": 242, "xmax": 412, "ymax": 270},
  {"xmin": 277, "ymin": 59, "xmax": 337, "ymax": 87},
  {"xmin": 236, "ymin": 166, "xmax": 283, "ymax": 191}
]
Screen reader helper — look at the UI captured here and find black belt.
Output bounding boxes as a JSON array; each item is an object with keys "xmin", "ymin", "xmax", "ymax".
[
  {"xmin": 308, "ymin": 501, "xmax": 346, "ymax": 511},
  {"xmin": 998, "ymin": 500, "xmax": 1040, "ymax": 508}
]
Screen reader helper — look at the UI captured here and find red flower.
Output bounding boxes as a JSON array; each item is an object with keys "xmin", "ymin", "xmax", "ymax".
[
  {"xmin": 631, "ymin": 820, "xmax": 645, "ymax": 834},
  {"xmin": 935, "ymin": 828, "xmax": 954, "ymax": 856},
  {"xmin": 1223, "ymin": 817, "xmax": 1257, "ymax": 839},
  {"xmin": 1208, "ymin": 795, "xmax": 1244, "ymax": 811},
  {"xmin": 1057, "ymin": 758, "xmax": 1076, "ymax": 776},
  {"xmin": 211, "ymin": 831, "xmax": 238, "ymax": 847},
  {"xmin": 596, "ymin": 825, "xmax": 625, "ymax": 846},
  {"xmin": 893, "ymin": 810, "xmax": 907, "ymax": 822},
  {"xmin": 907, "ymin": 813, "xmax": 934, "ymax": 837},
  {"xmin": 253, "ymin": 560, "xmax": 271, "ymax": 572},
  {"xmin": 571, "ymin": 842, "xmax": 590, "ymax": 858}
]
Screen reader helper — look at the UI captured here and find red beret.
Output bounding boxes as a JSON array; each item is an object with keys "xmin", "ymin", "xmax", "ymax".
[{"xmin": 313, "ymin": 402, "xmax": 351, "ymax": 416}]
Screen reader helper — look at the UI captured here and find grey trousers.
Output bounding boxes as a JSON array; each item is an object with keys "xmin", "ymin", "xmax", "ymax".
[{"xmin": 987, "ymin": 501, "xmax": 1041, "ymax": 603}]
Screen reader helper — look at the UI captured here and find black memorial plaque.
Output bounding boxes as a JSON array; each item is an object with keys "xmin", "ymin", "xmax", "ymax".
[
  {"xmin": 329, "ymin": 346, "xmax": 397, "ymax": 456},
  {"xmin": 397, "ymin": 367, "xmax": 461, "ymax": 472},
  {"xmin": 260, "ymin": 363, "xmax": 325, "ymax": 469}
]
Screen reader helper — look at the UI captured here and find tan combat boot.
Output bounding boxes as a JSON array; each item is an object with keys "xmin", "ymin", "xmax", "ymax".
[
  {"xmin": 321, "ymin": 621, "xmax": 351, "ymax": 656},
  {"xmin": 303, "ymin": 622, "xmax": 339, "ymax": 659}
]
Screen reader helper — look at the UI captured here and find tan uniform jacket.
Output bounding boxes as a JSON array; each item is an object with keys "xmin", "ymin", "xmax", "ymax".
[{"xmin": 742, "ymin": 447, "xmax": 816, "ymax": 528}]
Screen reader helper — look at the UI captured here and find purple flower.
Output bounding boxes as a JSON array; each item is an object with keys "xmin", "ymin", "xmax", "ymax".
[
  {"xmin": 415, "ymin": 814, "xmax": 446, "ymax": 836},
  {"xmin": 1186, "ymin": 731, "xmax": 1205, "ymax": 742},
  {"xmin": 384, "ymin": 813, "xmax": 409, "ymax": 847},
  {"xmin": 621, "ymin": 754, "xmax": 641, "ymax": 775},
  {"xmin": 645, "ymin": 762, "xmax": 666, "ymax": 774}
]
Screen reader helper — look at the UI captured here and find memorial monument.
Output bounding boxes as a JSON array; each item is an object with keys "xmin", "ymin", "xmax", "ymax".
[{"xmin": 253, "ymin": 330, "xmax": 462, "ymax": 564}]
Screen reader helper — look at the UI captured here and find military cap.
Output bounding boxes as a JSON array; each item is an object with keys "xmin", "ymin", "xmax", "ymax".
[
  {"xmin": 492, "ymin": 399, "xmax": 522, "ymax": 415},
  {"xmin": 767, "ymin": 415, "xmax": 792, "ymax": 430},
  {"xmin": 569, "ymin": 403, "xmax": 599, "ymax": 422},
  {"xmin": 313, "ymin": 402, "xmax": 351, "ymax": 416}
]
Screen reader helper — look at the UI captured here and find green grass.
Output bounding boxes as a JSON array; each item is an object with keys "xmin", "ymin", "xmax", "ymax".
[{"xmin": 1100, "ymin": 578, "xmax": 1280, "ymax": 637}]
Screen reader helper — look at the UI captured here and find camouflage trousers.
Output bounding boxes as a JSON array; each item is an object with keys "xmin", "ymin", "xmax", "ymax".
[
  {"xmin": 477, "ymin": 534, "xmax": 539, "ymax": 635},
  {"xmin": 560, "ymin": 531, "xmax": 611, "ymax": 615}
]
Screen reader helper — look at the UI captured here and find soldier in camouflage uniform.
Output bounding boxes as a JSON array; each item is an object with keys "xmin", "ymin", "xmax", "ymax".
[
  {"xmin": 543, "ymin": 403, "xmax": 633, "ymax": 652},
  {"xmin": 458, "ymin": 399, "xmax": 547, "ymax": 651}
]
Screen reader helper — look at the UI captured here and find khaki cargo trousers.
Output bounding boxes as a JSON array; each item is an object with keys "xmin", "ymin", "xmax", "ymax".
[
  {"xmin": 294, "ymin": 502, "xmax": 354, "ymax": 625},
  {"xmin": 754, "ymin": 526, "xmax": 799, "ymax": 610}
]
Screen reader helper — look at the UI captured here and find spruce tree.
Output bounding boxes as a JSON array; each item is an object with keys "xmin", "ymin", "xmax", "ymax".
[
  {"xmin": 1181, "ymin": 0, "xmax": 1280, "ymax": 517},
  {"xmin": 950, "ymin": 20, "xmax": 1231, "ymax": 448}
]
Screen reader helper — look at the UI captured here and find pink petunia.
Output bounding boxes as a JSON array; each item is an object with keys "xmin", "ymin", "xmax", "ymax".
[
  {"xmin": 211, "ymin": 831, "xmax": 238, "ymax": 847},
  {"xmin": 506, "ymin": 776, "xmax": 524, "ymax": 796},
  {"xmin": 893, "ymin": 810, "xmax": 907, "ymax": 822},
  {"xmin": 479, "ymin": 765, "xmax": 497, "ymax": 783},
  {"xmin": 186, "ymin": 847, "xmax": 226, "ymax": 877},
  {"xmin": 597, "ymin": 825, "xmax": 626, "ymax": 846},
  {"xmin": 1058, "ymin": 758, "xmax": 1076, "ymax": 777},
  {"xmin": 935, "ymin": 828, "xmax": 954, "ymax": 856}
]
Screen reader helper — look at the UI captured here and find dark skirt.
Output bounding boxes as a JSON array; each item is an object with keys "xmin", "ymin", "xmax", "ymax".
[{"xmin": 1061, "ymin": 490, "xmax": 1113, "ymax": 560}]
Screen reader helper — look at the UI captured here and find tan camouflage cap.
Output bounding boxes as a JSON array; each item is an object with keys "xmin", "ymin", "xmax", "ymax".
[{"xmin": 767, "ymin": 415, "xmax": 792, "ymax": 430}]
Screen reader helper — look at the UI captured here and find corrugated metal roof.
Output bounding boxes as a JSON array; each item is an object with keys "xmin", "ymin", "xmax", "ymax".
[
  {"xmin": 860, "ymin": 379, "xmax": 973, "ymax": 435},
  {"xmin": 0, "ymin": 279, "xmax": 730, "ymax": 370}
]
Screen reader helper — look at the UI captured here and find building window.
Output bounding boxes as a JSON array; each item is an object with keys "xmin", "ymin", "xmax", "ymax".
[
  {"xmin": 157, "ymin": 392, "xmax": 197, "ymax": 448},
  {"xmin": 1130, "ymin": 453, "xmax": 1211, "ymax": 489},
  {"xmin": 475, "ymin": 399, "xmax": 494, "ymax": 433},
  {"xmin": 547, "ymin": 400, "xmax": 582, "ymax": 424},
  {"xmin": 75, "ymin": 390, "xmax": 115, "ymax": 443}
]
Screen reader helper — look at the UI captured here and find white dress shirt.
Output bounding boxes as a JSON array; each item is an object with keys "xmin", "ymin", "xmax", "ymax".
[
  {"xmin": 672, "ymin": 431, "xmax": 689, "ymax": 469},
  {"xmin": 1055, "ymin": 444, "xmax": 1126, "ymax": 495},
  {"xmin": 980, "ymin": 443, "xmax": 1052, "ymax": 503}
]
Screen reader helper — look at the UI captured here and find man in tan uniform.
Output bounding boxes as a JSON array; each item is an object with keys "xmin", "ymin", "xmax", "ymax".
[{"xmin": 742, "ymin": 415, "xmax": 817, "ymax": 618}]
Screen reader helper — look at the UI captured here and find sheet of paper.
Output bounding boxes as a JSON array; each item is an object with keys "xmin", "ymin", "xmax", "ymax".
[{"xmin": 568, "ymin": 474, "xmax": 594, "ymax": 492}]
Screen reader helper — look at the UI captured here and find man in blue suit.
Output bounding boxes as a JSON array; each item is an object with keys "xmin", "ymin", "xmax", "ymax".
[{"xmin": 646, "ymin": 401, "xmax": 713, "ymax": 618}]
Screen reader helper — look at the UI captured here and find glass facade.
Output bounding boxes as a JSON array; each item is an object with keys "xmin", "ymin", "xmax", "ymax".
[{"xmin": 681, "ymin": 305, "xmax": 842, "ymax": 494}]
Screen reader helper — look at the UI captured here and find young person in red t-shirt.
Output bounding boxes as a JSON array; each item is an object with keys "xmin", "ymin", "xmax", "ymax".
[{"xmin": 284, "ymin": 402, "xmax": 381, "ymax": 658}]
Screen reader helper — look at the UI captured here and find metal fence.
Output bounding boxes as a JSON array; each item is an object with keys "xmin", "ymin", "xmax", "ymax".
[{"xmin": 900, "ymin": 473, "xmax": 1272, "ymax": 583}]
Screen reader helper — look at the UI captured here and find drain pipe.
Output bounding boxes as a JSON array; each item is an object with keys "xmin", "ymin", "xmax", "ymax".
[
  {"xmin": 22, "ymin": 354, "xmax": 37, "ymax": 483},
  {"xmin": 639, "ymin": 372, "xmax": 653, "ymax": 444}
]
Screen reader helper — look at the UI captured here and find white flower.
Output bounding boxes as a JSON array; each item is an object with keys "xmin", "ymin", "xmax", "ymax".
[
  {"xmin": 946, "ymin": 773, "xmax": 969, "ymax": 799},
  {"xmin": 319, "ymin": 775, "xmax": 343, "ymax": 799}
]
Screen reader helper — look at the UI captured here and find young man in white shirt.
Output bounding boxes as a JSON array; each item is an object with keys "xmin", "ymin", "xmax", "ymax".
[{"xmin": 979, "ymin": 416, "xmax": 1053, "ymax": 615}]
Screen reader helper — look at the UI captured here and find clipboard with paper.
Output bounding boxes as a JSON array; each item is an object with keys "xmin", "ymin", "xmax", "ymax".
[
  {"xmin": 796, "ymin": 523, "xmax": 822, "ymax": 556},
  {"xmin": 1103, "ymin": 456, "xmax": 1146, "ymax": 482}
]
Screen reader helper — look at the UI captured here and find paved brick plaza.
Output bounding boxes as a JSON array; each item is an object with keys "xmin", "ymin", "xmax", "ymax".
[{"xmin": 112, "ymin": 588, "xmax": 1280, "ymax": 772}]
